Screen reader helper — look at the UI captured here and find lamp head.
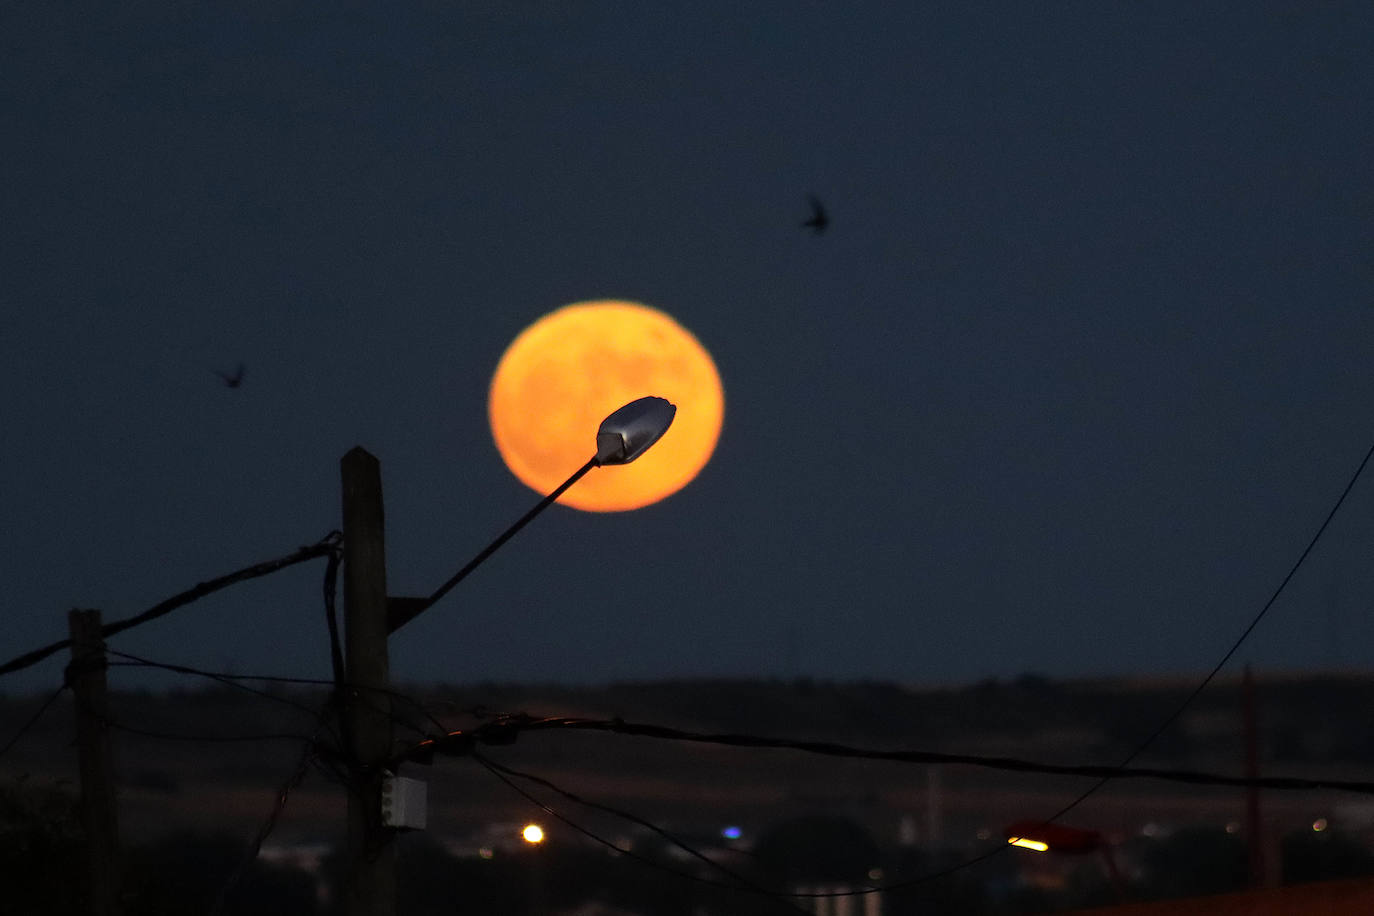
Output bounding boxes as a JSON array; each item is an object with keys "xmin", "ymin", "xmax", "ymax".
[
  {"xmin": 595, "ymin": 396, "xmax": 676, "ymax": 466},
  {"xmin": 1004, "ymin": 821, "xmax": 1104, "ymax": 854}
]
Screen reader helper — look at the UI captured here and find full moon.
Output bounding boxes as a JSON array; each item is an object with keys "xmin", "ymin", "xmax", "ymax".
[{"xmin": 488, "ymin": 300, "xmax": 725, "ymax": 512}]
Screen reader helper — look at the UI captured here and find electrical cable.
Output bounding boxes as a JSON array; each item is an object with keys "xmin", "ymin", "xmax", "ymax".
[
  {"xmin": 478, "ymin": 750, "xmax": 999, "ymax": 905},
  {"xmin": 102, "ymin": 661, "xmax": 438, "ymax": 721},
  {"xmin": 105, "ymin": 650, "xmax": 345, "ymax": 741},
  {"xmin": 0, "ymin": 683, "xmax": 68, "ymax": 760},
  {"xmin": 409, "ymin": 706, "xmax": 1374, "ymax": 903},
  {"xmin": 473, "ymin": 751, "xmax": 816, "ymax": 914},
  {"xmin": 98, "ymin": 717, "xmax": 321, "ymax": 745},
  {"xmin": 389, "ymin": 435, "xmax": 1374, "ymax": 901},
  {"xmin": 0, "ymin": 423, "xmax": 1360, "ymax": 907},
  {"xmin": 403, "ymin": 714, "xmax": 1374, "ymax": 795},
  {"xmin": 0, "ymin": 531, "xmax": 343, "ymax": 680},
  {"xmin": 323, "ymin": 539, "xmax": 345, "ymax": 687},
  {"xmin": 206, "ymin": 705, "xmax": 333, "ymax": 916},
  {"xmin": 1097, "ymin": 437, "xmax": 1374, "ymax": 777},
  {"xmin": 392, "ymin": 457, "xmax": 598, "ymax": 632},
  {"xmin": 321, "ymin": 538, "xmax": 350, "ymax": 757},
  {"xmin": 105, "ymin": 654, "xmax": 446, "ymax": 741},
  {"xmin": 103, "ymin": 661, "xmax": 338, "ymax": 687},
  {"xmin": 768, "ymin": 433, "xmax": 1374, "ymax": 896},
  {"xmin": 1005, "ymin": 434, "xmax": 1374, "ymax": 862}
]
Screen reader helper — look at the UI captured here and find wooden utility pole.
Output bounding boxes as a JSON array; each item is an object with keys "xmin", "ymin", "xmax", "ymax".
[
  {"xmin": 340, "ymin": 447, "xmax": 396, "ymax": 916},
  {"xmin": 68, "ymin": 608, "xmax": 122, "ymax": 916}
]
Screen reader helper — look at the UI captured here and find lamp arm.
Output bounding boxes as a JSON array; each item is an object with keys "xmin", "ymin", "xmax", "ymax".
[{"xmin": 389, "ymin": 456, "xmax": 598, "ymax": 633}]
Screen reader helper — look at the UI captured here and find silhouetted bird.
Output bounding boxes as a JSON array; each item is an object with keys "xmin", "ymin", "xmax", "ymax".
[
  {"xmin": 213, "ymin": 363, "xmax": 245, "ymax": 389},
  {"xmin": 802, "ymin": 194, "xmax": 829, "ymax": 234}
]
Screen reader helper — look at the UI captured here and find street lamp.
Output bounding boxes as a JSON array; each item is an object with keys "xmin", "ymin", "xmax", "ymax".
[
  {"xmin": 1005, "ymin": 820, "xmax": 1126, "ymax": 900},
  {"xmin": 1006, "ymin": 821, "xmax": 1104, "ymax": 854},
  {"xmin": 338, "ymin": 396, "xmax": 676, "ymax": 916},
  {"xmin": 387, "ymin": 396, "xmax": 677, "ymax": 632}
]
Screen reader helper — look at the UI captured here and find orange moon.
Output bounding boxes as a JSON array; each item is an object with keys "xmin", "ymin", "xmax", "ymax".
[{"xmin": 488, "ymin": 300, "xmax": 725, "ymax": 512}]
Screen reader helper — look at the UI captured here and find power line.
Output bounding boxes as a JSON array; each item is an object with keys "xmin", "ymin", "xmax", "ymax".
[
  {"xmin": 105, "ymin": 658, "xmax": 338, "ymax": 687},
  {"xmin": 105, "ymin": 652, "xmax": 445, "ymax": 737},
  {"xmin": 792, "ymin": 433, "xmax": 1374, "ymax": 895},
  {"xmin": 473, "ymin": 751, "xmax": 815, "ymax": 915},
  {"xmin": 323, "ymin": 536, "xmax": 345, "ymax": 684},
  {"xmin": 105, "ymin": 650, "xmax": 346, "ymax": 742},
  {"xmin": 208, "ymin": 707, "xmax": 333, "ymax": 916},
  {"xmin": 401, "ymin": 714, "xmax": 1374, "ymax": 795},
  {"xmin": 0, "ymin": 683, "xmax": 68, "ymax": 760},
  {"xmin": 99, "ymin": 717, "xmax": 320, "ymax": 745},
  {"xmin": 0, "ymin": 531, "xmax": 343, "ymax": 680},
  {"xmin": 476, "ymin": 750, "xmax": 1006, "ymax": 905},
  {"xmin": 1030, "ymin": 434, "xmax": 1374, "ymax": 829},
  {"xmin": 1115, "ymin": 436, "xmax": 1374, "ymax": 765}
]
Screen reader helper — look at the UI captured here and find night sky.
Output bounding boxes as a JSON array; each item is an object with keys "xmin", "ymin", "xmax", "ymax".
[{"xmin": 4, "ymin": 3, "xmax": 1373, "ymax": 695}]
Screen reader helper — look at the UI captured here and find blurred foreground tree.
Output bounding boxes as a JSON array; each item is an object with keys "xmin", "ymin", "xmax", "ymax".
[
  {"xmin": 123, "ymin": 831, "xmax": 316, "ymax": 916},
  {"xmin": 0, "ymin": 776, "xmax": 86, "ymax": 916}
]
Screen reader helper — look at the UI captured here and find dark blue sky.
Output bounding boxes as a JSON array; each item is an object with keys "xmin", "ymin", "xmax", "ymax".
[{"xmin": 4, "ymin": 3, "xmax": 1373, "ymax": 694}]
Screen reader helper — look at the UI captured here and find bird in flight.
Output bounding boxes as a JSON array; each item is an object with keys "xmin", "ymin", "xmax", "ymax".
[
  {"xmin": 802, "ymin": 194, "xmax": 829, "ymax": 234},
  {"xmin": 213, "ymin": 363, "xmax": 245, "ymax": 389}
]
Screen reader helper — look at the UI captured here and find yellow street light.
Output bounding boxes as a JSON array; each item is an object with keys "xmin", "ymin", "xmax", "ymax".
[{"xmin": 1008, "ymin": 836, "xmax": 1050, "ymax": 852}]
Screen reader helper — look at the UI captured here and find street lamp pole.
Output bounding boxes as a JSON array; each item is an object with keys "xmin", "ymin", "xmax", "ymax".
[
  {"xmin": 387, "ymin": 395, "xmax": 676, "ymax": 634},
  {"xmin": 337, "ymin": 397, "xmax": 676, "ymax": 916},
  {"xmin": 386, "ymin": 457, "xmax": 596, "ymax": 634}
]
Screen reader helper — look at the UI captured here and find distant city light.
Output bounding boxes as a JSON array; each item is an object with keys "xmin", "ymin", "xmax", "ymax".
[
  {"xmin": 522, "ymin": 824, "xmax": 545, "ymax": 844},
  {"xmin": 478, "ymin": 847, "xmax": 494, "ymax": 860},
  {"xmin": 721, "ymin": 825, "xmax": 742, "ymax": 840},
  {"xmin": 1313, "ymin": 818, "xmax": 1329, "ymax": 832},
  {"xmin": 1008, "ymin": 836, "xmax": 1050, "ymax": 852}
]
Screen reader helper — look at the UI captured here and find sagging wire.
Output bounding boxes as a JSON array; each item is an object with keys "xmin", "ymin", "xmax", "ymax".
[
  {"xmin": 424, "ymin": 708, "xmax": 1374, "ymax": 905},
  {"xmin": 323, "ymin": 535, "xmax": 345, "ymax": 687},
  {"xmin": 473, "ymin": 751, "xmax": 815, "ymax": 915},
  {"xmin": 319, "ymin": 540, "xmax": 450, "ymax": 742},
  {"xmin": 0, "ymin": 531, "xmax": 344, "ymax": 680},
  {"xmin": 0, "ymin": 683, "xmax": 69, "ymax": 760},
  {"xmin": 1083, "ymin": 435, "xmax": 1374, "ymax": 782},
  {"xmin": 105, "ymin": 650, "xmax": 346, "ymax": 743},
  {"xmin": 454, "ymin": 433, "xmax": 1374, "ymax": 898},
  {"xmin": 399, "ymin": 714, "xmax": 1374, "ymax": 795},
  {"xmin": 104, "ymin": 656, "xmax": 442, "ymax": 746},
  {"xmin": 102, "ymin": 657, "xmax": 447, "ymax": 739},
  {"xmin": 98, "ymin": 717, "xmax": 320, "ymax": 745},
  {"xmin": 207, "ymin": 706, "xmax": 333, "ymax": 916},
  {"xmin": 322, "ymin": 535, "xmax": 350, "ymax": 757},
  {"xmin": 985, "ymin": 433, "xmax": 1374, "ymax": 889}
]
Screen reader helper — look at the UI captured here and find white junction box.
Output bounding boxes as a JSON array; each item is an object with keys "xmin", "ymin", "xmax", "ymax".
[{"xmin": 381, "ymin": 773, "xmax": 428, "ymax": 830}]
